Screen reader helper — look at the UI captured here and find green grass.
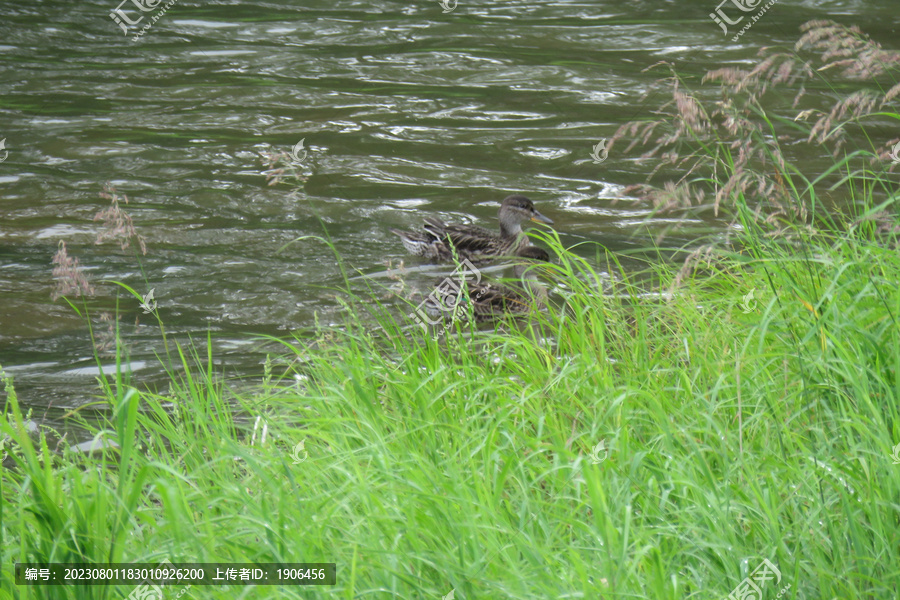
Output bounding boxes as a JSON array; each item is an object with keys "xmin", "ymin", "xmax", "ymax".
[
  {"xmin": 3, "ymin": 218, "xmax": 900, "ymax": 599},
  {"xmin": 4, "ymin": 21, "xmax": 900, "ymax": 596}
]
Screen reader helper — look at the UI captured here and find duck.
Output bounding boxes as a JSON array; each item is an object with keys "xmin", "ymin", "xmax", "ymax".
[
  {"xmin": 423, "ymin": 245, "xmax": 551, "ymax": 323},
  {"xmin": 390, "ymin": 195, "xmax": 553, "ymax": 264}
]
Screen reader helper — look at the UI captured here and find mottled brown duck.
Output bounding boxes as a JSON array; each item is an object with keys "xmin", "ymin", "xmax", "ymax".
[
  {"xmin": 424, "ymin": 245, "xmax": 551, "ymax": 322},
  {"xmin": 391, "ymin": 195, "xmax": 553, "ymax": 264}
]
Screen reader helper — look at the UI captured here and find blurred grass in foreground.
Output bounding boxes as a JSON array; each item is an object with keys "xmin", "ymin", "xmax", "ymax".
[{"xmin": 3, "ymin": 213, "xmax": 900, "ymax": 598}]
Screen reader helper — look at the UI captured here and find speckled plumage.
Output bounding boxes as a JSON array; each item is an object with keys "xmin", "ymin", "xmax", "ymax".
[
  {"xmin": 391, "ymin": 195, "xmax": 553, "ymax": 264},
  {"xmin": 425, "ymin": 246, "xmax": 551, "ymax": 322}
]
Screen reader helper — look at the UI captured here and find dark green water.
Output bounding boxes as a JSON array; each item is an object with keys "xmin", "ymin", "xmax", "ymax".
[{"xmin": 0, "ymin": 0, "xmax": 897, "ymax": 422}]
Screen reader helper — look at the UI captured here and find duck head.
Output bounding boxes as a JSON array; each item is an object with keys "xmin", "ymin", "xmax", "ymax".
[{"xmin": 498, "ymin": 195, "xmax": 553, "ymax": 236}]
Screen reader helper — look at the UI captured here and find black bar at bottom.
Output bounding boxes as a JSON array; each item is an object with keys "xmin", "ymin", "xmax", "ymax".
[{"xmin": 15, "ymin": 563, "xmax": 336, "ymax": 585}]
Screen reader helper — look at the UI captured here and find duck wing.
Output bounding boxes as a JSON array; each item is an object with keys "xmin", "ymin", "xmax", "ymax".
[
  {"xmin": 427, "ymin": 221, "xmax": 496, "ymax": 239},
  {"xmin": 422, "ymin": 220, "xmax": 517, "ymax": 260}
]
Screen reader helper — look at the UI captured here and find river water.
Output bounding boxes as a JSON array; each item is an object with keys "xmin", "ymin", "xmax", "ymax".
[{"xmin": 0, "ymin": 0, "xmax": 897, "ymax": 425}]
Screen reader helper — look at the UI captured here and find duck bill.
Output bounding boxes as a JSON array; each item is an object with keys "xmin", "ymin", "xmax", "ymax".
[{"xmin": 531, "ymin": 211, "xmax": 553, "ymax": 225}]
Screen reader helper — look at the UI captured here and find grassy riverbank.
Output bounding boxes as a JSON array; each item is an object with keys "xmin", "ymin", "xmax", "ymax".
[
  {"xmin": 4, "ymin": 19, "xmax": 900, "ymax": 599},
  {"xmin": 3, "ymin": 217, "xmax": 900, "ymax": 599}
]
